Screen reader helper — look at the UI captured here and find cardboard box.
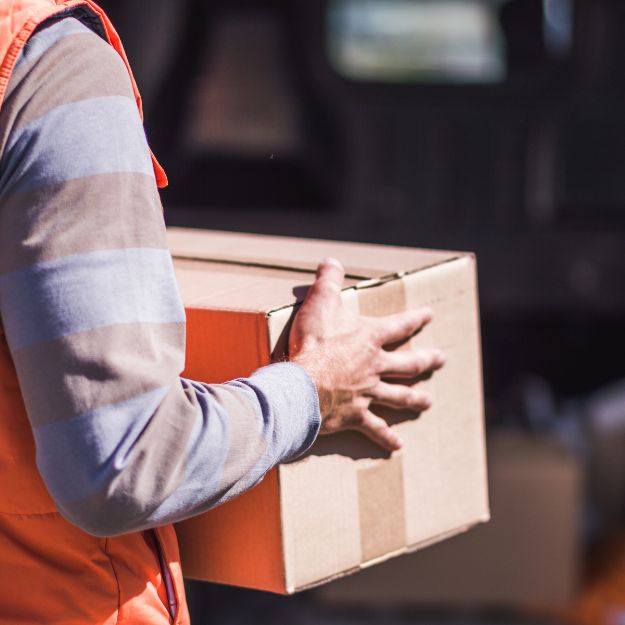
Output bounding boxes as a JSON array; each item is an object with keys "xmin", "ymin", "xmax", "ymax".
[
  {"xmin": 168, "ymin": 228, "xmax": 489, "ymax": 594},
  {"xmin": 314, "ymin": 432, "xmax": 582, "ymax": 607}
]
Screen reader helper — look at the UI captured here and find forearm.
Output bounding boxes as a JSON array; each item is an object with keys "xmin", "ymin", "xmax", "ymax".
[{"xmin": 32, "ymin": 364, "xmax": 319, "ymax": 537}]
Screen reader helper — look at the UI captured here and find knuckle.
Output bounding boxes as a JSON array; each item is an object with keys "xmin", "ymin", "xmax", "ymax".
[
  {"xmin": 318, "ymin": 280, "xmax": 340, "ymax": 298},
  {"xmin": 364, "ymin": 381, "xmax": 380, "ymax": 400},
  {"xmin": 402, "ymin": 316, "xmax": 416, "ymax": 333},
  {"xmin": 307, "ymin": 283, "xmax": 323, "ymax": 301},
  {"xmin": 371, "ymin": 323, "xmax": 386, "ymax": 345},
  {"xmin": 372, "ymin": 352, "xmax": 387, "ymax": 373},
  {"xmin": 365, "ymin": 338, "xmax": 379, "ymax": 357},
  {"xmin": 414, "ymin": 392, "xmax": 432, "ymax": 409},
  {"xmin": 366, "ymin": 376, "xmax": 381, "ymax": 393},
  {"xmin": 393, "ymin": 317, "xmax": 411, "ymax": 339},
  {"xmin": 400, "ymin": 391, "xmax": 414, "ymax": 408},
  {"xmin": 353, "ymin": 403, "xmax": 369, "ymax": 423},
  {"xmin": 411, "ymin": 355, "xmax": 425, "ymax": 373}
]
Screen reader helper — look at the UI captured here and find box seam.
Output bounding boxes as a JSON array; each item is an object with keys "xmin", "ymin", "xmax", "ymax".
[{"xmin": 267, "ymin": 255, "xmax": 471, "ymax": 316}]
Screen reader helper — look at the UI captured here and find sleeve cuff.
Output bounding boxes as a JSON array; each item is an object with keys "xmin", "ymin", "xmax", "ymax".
[{"xmin": 245, "ymin": 362, "xmax": 321, "ymax": 461}]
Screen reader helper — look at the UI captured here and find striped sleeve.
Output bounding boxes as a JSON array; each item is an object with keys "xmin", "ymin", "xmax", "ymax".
[{"xmin": 0, "ymin": 16, "xmax": 320, "ymax": 537}]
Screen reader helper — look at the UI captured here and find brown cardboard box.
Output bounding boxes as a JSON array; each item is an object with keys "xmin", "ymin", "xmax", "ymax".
[
  {"xmin": 314, "ymin": 432, "xmax": 582, "ymax": 607},
  {"xmin": 168, "ymin": 228, "xmax": 489, "ymax": 594}
]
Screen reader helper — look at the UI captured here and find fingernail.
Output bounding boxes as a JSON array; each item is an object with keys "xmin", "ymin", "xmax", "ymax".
[{"xmin": 434, "ymin": 350, "xmax": 446, "ymax": 366}]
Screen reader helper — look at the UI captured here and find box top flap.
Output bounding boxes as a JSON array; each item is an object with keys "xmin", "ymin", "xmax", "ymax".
[
  {"xmin": 167, "ymin": 228, "xmax": 464, "ymax": 281},
  {"xmin": 173, "ymin": 259, "xmax": 362, "ymax": 313}
]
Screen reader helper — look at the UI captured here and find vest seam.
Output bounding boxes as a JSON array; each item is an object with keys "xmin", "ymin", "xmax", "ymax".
[
  {"xmin": 103, "ymin": 537, "xmax": 122, "ymax": 625},
  {"xmin": 0, "ymin": 15, "xmax": 40, "ymax": 104},
  {"xmin": 0, "ymin": 1, "xmax": 89, "ymax": 106}
]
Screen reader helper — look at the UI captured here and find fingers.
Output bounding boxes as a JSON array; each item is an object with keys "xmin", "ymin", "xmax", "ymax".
[
  {"xmin": 372, "ymin": 308, "xmax": 433, "ymax": 347},
  {"xmin": 367, "ymin": 382, "xmax": 432, "ymax": 412},
  {"xmin": 355, "ymin": 411, "xmax": 403, "ymax": 452},
  {"xmin": 379, "ymin": 348, "xmax": 445, "ymax": 378}
]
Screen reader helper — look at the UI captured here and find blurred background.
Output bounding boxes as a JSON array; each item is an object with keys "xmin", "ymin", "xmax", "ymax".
[{"xmin": 99, "ymin": 1, "xmax": 625, "ymax": 623}]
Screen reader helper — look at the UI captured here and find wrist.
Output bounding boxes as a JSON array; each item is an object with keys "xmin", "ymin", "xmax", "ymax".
[{"xmin": 290, "ymin": 351, "xmax": 333, "ymax": 419}]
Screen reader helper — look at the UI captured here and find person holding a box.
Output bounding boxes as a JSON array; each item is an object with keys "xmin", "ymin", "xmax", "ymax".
[{"xmin": 0, "ymin": 2, "xmax": 444, "ymax": 623}]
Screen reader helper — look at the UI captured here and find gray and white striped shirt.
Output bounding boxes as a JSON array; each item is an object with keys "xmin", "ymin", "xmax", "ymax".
[{"xmin": 0, "ymin": 14, "xmax": 320, "ymax": 537}]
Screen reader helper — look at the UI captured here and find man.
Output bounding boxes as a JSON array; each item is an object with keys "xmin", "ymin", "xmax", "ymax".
[{"xmin": 0, "ymin": 2, "xmax": 444, "ymax": 623}]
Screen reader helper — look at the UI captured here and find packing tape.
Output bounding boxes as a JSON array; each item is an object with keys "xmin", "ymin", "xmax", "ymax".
[
  {"xmin": 356, "ymin": 277, "xmax": 409, "ymax": 561},
  {"xmin": 357, "ymin": 276, "xmax": 407, "ymax": 317},
  {"xmin": 357, "ymin": 455, "xmax": 406, "ymax": 562},
  {"xmin": 357, "ymin": 278, "xmax": 410, "ymax": 353}
]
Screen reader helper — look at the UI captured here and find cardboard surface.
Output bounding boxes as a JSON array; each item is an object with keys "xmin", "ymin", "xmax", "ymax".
[
  {"xmin": 170, "ymin": 228, "xmax": 489, "ymax": 594},
  {"xmin": 167, "ymin": 227, "xmax": 457, "ymax": 280},
  {"xmin": 314, "ymin": 433, "xmax": 582, "ymax": 607}
]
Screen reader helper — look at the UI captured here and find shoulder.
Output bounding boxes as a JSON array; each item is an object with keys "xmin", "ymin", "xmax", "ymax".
[
  {"xmin": 0, "ymin": 14, "xmax": 138, "ymax": 167},
  {"xmin": 3, "ymin": 14, "xmax": 135, "ymax": 120}
]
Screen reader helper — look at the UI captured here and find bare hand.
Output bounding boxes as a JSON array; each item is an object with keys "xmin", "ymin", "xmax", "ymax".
[{"xmin": 289, "ymin": 258, "xmax": 445, "ymax": 451}]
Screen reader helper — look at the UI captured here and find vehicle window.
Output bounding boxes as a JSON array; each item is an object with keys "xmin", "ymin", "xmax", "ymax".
[{"xmin": 327, "ymin": 0, "xmax": 574, "ymax": 84}]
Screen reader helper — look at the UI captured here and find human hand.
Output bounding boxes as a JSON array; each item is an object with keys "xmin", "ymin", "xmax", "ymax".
[{"xmin": 289, "ymin": 258, "xmax": 445, "ymax": 451}]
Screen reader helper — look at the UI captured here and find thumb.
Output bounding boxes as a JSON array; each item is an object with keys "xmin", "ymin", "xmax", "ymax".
[
  {"xmin": 304, "ymin": 258, "xmax": 345, "ymax": 310},
  {"xmin": 290, "ymin": 259, "xmax": 344, "ymax": 355},
  {"xmin": 306, "ymin": 258, "xmax": 345, "ymax": 303}
]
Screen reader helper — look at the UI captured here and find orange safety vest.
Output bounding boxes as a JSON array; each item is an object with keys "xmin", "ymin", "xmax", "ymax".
[{"xmin": 0, "ymin": 1, "xmax": 189, "ymax": 623}]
